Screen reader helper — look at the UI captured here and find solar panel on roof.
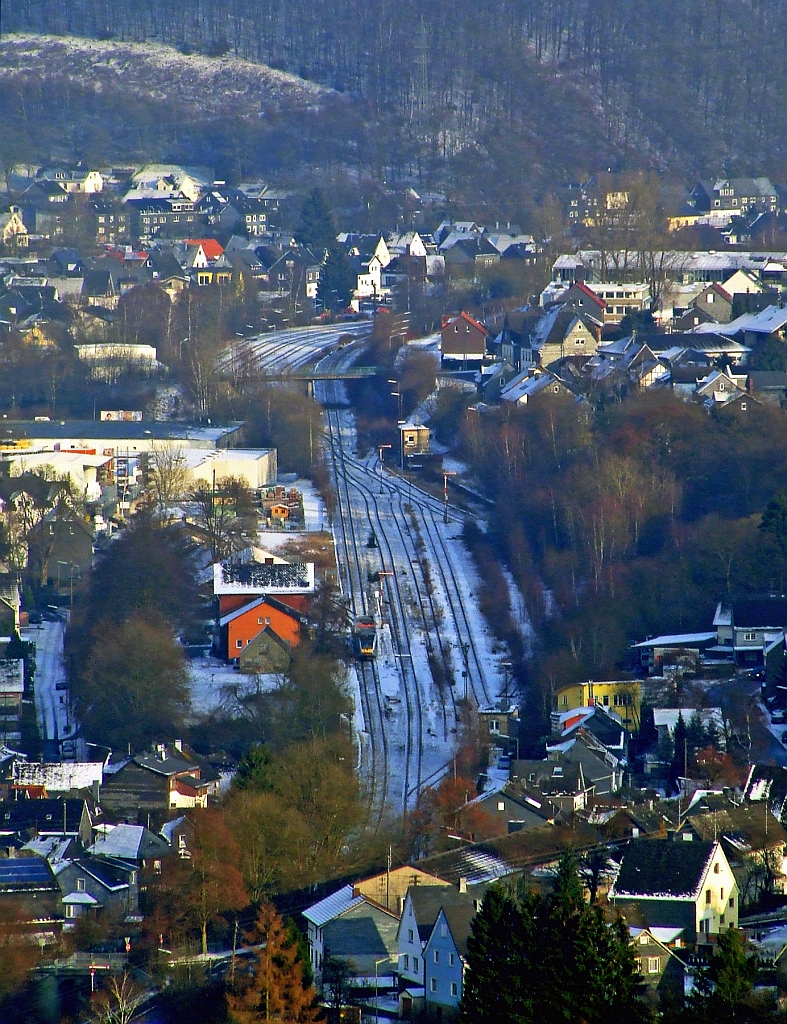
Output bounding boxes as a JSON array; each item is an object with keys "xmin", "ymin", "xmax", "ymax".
[{"xmin": 0, "ymin": 860, "xmax": 53, "ymax": 883}]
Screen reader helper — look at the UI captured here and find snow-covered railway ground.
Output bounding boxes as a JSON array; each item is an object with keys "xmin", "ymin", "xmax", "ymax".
[
  {"xmin": 315, "ymin": 348, "xmax": 509, "ymax": 814},
  {"xmin": 217, "ymin": 322, "xmax": 369, "ymax": 377}
]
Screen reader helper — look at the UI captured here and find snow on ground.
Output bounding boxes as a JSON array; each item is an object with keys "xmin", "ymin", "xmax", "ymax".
[
  {"xmin": 24, "ymin": 619, "xmax": 85, "ymax": 759},
  {"xmin": 186, "ymin": 655, "xmax": 279, "ymax": 717},
  {"xmin": 500, "ymin": 565, "xmax": 535, "ymax": 660},
  {"xmin": 441, "ymin": 456, "xmax": 469, "ymax": 474}
]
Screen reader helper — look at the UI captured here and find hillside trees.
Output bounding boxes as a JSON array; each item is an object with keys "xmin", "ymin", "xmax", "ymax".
[{"xmin": 458, "ymin": 391, "xmax": 787, "ymax": 731}]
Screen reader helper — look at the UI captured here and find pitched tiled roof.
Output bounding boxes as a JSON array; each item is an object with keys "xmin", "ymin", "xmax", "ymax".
[{"xmin": 611, "ymin": 838, "xmax": 716, "ymax": 899}]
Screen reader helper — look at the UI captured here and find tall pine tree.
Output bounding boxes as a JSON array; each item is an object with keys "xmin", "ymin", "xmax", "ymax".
[
  {"xmin": 296, "ymin": 188, "xmax": 337, "ymax": 254},
  {"xmin": 318, "ymin": 243, "xmax": 355, "ymax": 311},
  {"xmin": 227, "ymin": 902, "xmax": 320, "ymax": 1023}
]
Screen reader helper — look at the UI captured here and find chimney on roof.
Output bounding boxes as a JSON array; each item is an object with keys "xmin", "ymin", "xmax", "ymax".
[
  {"xmin": 458, "ymin": 876, "xmax": 468, "ymax": 894},
  {"xmin": 156, "ymin": 743, "xmax": 167, "ymax": 761},
  {"xmin": 174, "ymin": 739, "xmax": 182, "ymax": 753}
]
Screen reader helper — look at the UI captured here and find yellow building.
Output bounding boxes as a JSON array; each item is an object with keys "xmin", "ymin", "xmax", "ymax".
[{"xmin": 554, "ymin": 679, "xmax": 641, "ymax": 732}]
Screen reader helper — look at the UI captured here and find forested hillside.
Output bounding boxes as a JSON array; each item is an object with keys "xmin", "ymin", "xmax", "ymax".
[{"xmin": 2, "ymin": 1, "xmax": 787, "ymax": 206}]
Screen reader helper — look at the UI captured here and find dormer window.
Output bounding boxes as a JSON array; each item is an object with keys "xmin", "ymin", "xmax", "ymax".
[{"xmin": 76, "ymin": 878, "xmax": 85, "ymax": 891}]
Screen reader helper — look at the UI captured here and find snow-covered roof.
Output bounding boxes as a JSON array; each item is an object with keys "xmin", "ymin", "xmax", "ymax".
[
  {"xmin": 160, "ymin": 816, "xmax": 187, "ymax": 845},
  {"xmin": 302, "ymin": 883, "xmax": 364, "ymax": 926},
  {"xmin": 704, "ymin": 305, "xmax": 787, "ymax": 337},
  {"xmin": 213, "ymin": 560, "xmax": 314, "ymax": 595},
  {"xmin": 652, "ymin": 708, "xmax": 724, "ymax": 735},
  {"xmin": 633, "ymin": 632, "xmax": 716, "ymax": 649},
  {"xmin": 87, "ymin": 824, "xmax": 147, "ymax": 860},
  {"xmin": 62, "ymin": 891, "xmax": 99, "ymax": 905},
  {"xmin": 12, "ymin": 761, "xmax": 104, "ymax": 792},
  {"xmin": 629, "ymin": 926, "xmax": 684, "ymax": 944}
]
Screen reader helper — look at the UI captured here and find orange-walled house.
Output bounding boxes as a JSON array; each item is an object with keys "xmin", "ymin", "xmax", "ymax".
[{"xmin": 219, "ymin": 596, "xmax": 306, "ymax": 660}]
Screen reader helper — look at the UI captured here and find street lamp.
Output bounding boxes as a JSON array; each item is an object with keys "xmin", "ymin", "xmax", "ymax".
[
  {"xmin": 378, "ymin": 444, "xmax": 392, "ymax": 494},
  {"xmin": 374, "ymin": 955, "xmax": 396, "ymax": 1023}
]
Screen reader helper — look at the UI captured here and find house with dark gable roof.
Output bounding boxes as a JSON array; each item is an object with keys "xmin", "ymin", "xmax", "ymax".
[{"xmin": 609, "ymin": 838, "xmax": 738, "ymax": 943}]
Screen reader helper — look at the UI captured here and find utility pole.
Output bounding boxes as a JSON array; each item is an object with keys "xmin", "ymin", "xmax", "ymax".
[
  {"xmin": 378, "ymin": 444, "xmax": 391, "ymax": 494},
  {"xmin": 460, "ymin": 642, "xmax": 470, "ymax": 701},
  {"xmin": 442, "ymin": 470, "xmax": 456, "ymax": 523},
  {"xmin": 499, "ymin": 661, "xmax": 513, "ymax": 711}
]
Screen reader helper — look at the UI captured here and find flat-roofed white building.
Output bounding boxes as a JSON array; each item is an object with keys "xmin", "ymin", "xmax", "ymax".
[{"xmin": 184, "ymin": 448, "xmax": 277, "ymax": 490}]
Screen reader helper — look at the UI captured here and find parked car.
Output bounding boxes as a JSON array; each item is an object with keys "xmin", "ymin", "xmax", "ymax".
[{"xmin": 771, "ymin": 710, "xmax": 787, "ymax": 725}]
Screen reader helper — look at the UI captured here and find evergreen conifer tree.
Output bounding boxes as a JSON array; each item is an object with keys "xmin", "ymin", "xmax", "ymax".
[
  {"xmin": 296, "ymin": 189, "xmax": 337, "ymax": 254},
  {"xmin": 318, "ymin": 243, "xmax": 355, "ymax": 311},
  {"xmin": 228, "ymin": 902, "xmax": 320, "ymax": 1023}
]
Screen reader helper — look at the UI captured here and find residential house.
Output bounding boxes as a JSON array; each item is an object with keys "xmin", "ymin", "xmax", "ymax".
[
  {"xmin": 423, "ymin": 903, "xmax": 476, "ymax": 1016},
  {"xmin": 690, "ymin": 178, "xmax": 779, "ymax": 216},
  {"xmin": 100, "ymin": 747, "xmax": 213, "ymax": 819},
  {"xmin": 354, "ymin": 866, "xmax": 449, "ymax": 916},
  {"xmin": 218, "ymin": 595, "xmax": 305, "ymax": 666},
  {"xmin": 159, "ymin": 814, "xmax": 195, "ymax": 860},
  {"xmin": 629, "ymin": 926, "xmax": 688, "ymax": 1006},
  {"xmin": 652, "ymin": 709, "xmax": 725, "ymax": 749},
  {"xmin": 499, "ymin": 369, "xmax": 577, "ymax": 405},
  {"xmin": 557, "ymin": 281, "xmax": 608, "ymax": 321},
  {"xmin": 745, "ymin": 371, "xmax": 787, "ymax": 406},
  {"xmin": 673, "ymin": 306, "xmax": 717, "ymax": 332},
  {"xmin": 417, "ymin": 819, "xmax": 604, "ymax": 887},
  {"xmin": 267, "ymin": 247, "xmax": 321, "ymax": 304},
  {"xmin": 527, "ymin": 305, "xmax": 600, "ymax": 368},
  {"xmin": 713, "ymin": 596, "xmax": 787, "ymax": 668},
  {"xmin": 213, "ymin": 559, "xmax": 314, "ymax": 620},
  {"xmin": 553, "ymin": 680, "xmax": 641, "ymax": 732},
  {"xmin": 55, "ymin": 856, "xmax": 139, "ymax": 926},
  {"xmin": 632, "ymin": 632, "xmax": 717, "ymax": 675},
  {"xmin": 470, "ymin": 786, "xmax": 553, "ymax": 833},
  {"xmin": 545, "ymin": 706, "xmax": 629, "ymax": 795},
  {"xmin": 585, "ymin": 282, "xmax": 651, "ymax": 324},
  {"xmin": 743, "ymin": 765, "xmax": 787, "ymax": 826},
  {"xmin": 0, "ymin": 658, "xmax": 24, "ymax": 746},
  {"xmin": 87, "ymin": 823, "xmax": 170, "ymax": 868},
  {"xmin": 0, "ymin": 858, "xmax": 63, "ymax": 935},
  {"xmin": 0, "ymin": 797, "xmax": 95, "ymax": 846},
  {"xmin": 302, "ymin": 883, "xmax": 399, "ymax": 983},
  {"xmin": 11, "ymin": 760, "xmax": 104, "ymax": 798},
  {"xmin": 443, "ymin": 236, "xmax": 500, "ymax": 278},
  {"xmin": 440, "ymin": 312, "xmax": 489, "ymax": 365},
  {"xmin": 689, "ymin": 282, "xmax": 734, "ymax": 323},
  {"xmin": 89, "ymin": 199, "xmax": 129, "ymax": 245},
  {"xmin": 0, "ymin": 206, "xmax": 30, "ymax": 249},
  {"xmin": 611, "ymin": 838, "xmax": 738, "ymax": 943},
  {"xmin": 477, "ymin": 702, "xmax": 519, "ymax": 752},
  {"xmin": 685, "ymin": 800, "xmax": 787, "ymax": 903}
]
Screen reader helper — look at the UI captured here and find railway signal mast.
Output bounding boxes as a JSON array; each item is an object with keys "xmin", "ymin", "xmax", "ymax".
[
  {"xmin": 442, "ymin": 470, "xmax": 457, "ymax": 523},
  {"xmin": 378, "ymin": 444, "xmax": 392, "ymax": 494}
]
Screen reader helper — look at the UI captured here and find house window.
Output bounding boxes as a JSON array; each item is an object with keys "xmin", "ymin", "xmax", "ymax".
[
  {"xmin": 647, "ymin": 957, "xmax": 660, "ymax": 974},
  {"xmin": 430, "ymin": 978, "xmax": 437, "ymax": 993},
  {"xmin": 602, "ymin": 695, "xmax": 609, "ymax": 706},
  {"xmin": 404, "ymin": 954, "xmax": 410, "ymax": 971},
  {"xmin": 744, "ymin": 632, "xmax": 756, "ymax": 642},
  {"xmin": 434, "ymin": 950, "xmax": 440, "ymax": 963},
  {"xmin": 76, "ymin": 878, "xmax": 85, "ymax": 891},
  {"xmin": 729, "ymin": 897, "xmax": 735, "ymax": 908},
  {"xmin": 720, "ymin": 888, "xmax": 724, "ymax": 900},
  {"xmin": 408, "ymin": 928, "xmax": 414, "ymax": 943},
  {"xmin": 440, "ymin": 924, "xmax": 447, "ymax": 938},
  {"xmin": 720, "ymin": 914, "xmax": 725, "ymax": 925},
  {"xmin": 714, "ymin": 863, "xmax": 720, "ymax": 874},
  {"xmin": 634, "ymin": 957, "xmax": 642, "ymax": 973},
  {"xmin": 236, "ymin": 639, "xmax": 243, "ymax": 649},
  {"xmin": 413, "ymin": 957, "xmax": 418, "ymax": 973},
  {"xmin": 449, "ymin": 953, "xmax": 455, "ymax": 966},
  {"xmin": 740, "ymin": 402, "xmax": 747, "ymax": 410},
  {"xmin": 178, "ymin": 834, "xmax": 186, "ymax": 849},
  {"xmin": 451, "ymin": 982, "xmax": 458, "ymax": 997},
  {"xmin": 497, "ymin": 801, "xmax": 505, "ymax": 812},
  {"xmin": 489, "ymin": 720, "xmax": 500, "ymax": 733},
  {"xmin": 561, "ymin": 695, "xmax": 568, "ymax": 707},
  {"xmin": 65, "ymin": 904, "xmax": 75, "ymax": 919},
  {"xmin": 706, "ymin": 889, "xmax": 712, "ymax": 904}
]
